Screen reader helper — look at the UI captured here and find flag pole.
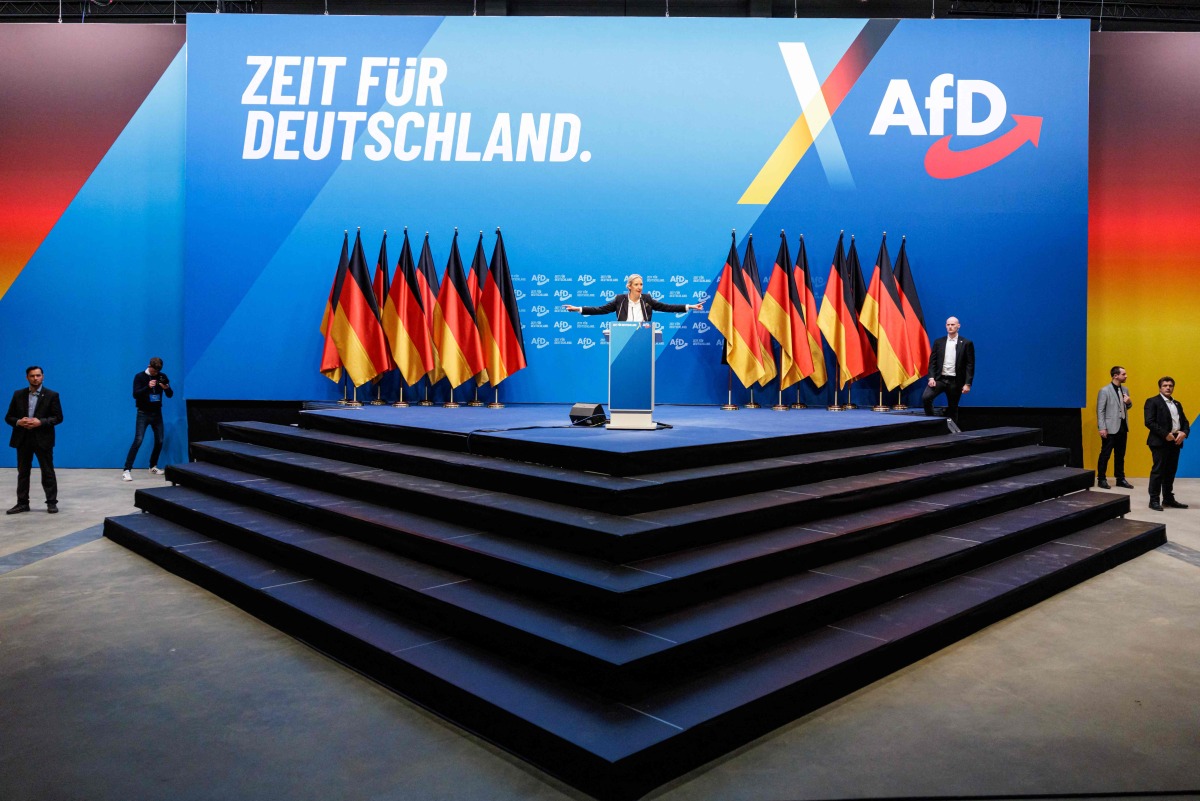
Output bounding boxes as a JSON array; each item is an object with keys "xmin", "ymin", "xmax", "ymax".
[
  {"xmin": 371, "ymin": 379, "xmax": 385, "ymax": 405},
  {"xmin": 443, "ymin": 381, "xmax": 459, "ymax": 409},
  {"xmin": 419, "ymin": 377, "xmax": 434, "ymax": 406},
  {"xmin": 721, "ymin": 366, "xmax": 738, "ymax": 411},
  {"xmin": 873, "ymin": 383, "xmax": 889, "ymax": 412},
  {"xmin": 772, "ymin": 351, "xmax": 787, "ymax": 411},
  {"xmin": 892, "ymin": 386, "xmax": 909, "ymax": 411},
  {"xmin": 468, "ymin": 379, "xmax": 484, "ymax": 407},
  {"xmin": 843, "ymin": 377, "xmax": 858, "ymax": 410},
  {"xmin": 791, "ymin": 381, "xmax": 806, "ymax": 410},
  {"xmin": 346, "ymin": 382, "xmax": 363, "ymax": 408},
  {"xmin": 337, "ymin": 373, "xmax": 349, "ymax": 405},
  {"xmin": 827, "ymin": 367, "xmax": 844, "ymax": 411},
  {"xmin": 392, "ymin": 376, "xmax": 409, "ymax": 408},
  {"xmin": 488, "ymin": 384, "xmax": 504, "ymax": 409}
]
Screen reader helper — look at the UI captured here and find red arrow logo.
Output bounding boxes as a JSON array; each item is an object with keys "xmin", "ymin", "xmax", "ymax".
[{"xmin": 923, "ymin": 114, "xmax": 1043, "ymax": 180}]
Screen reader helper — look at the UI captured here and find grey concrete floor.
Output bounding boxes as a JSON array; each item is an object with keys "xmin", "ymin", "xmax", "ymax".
[{"xmin": 1, "ymin": 468, "xmax": 1198, "ymax": 801}]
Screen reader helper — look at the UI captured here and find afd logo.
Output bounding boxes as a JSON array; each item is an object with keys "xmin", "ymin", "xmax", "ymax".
[
  {"xmin": 670, "ymin": 275, "xmax": 688, "ymax": 287},
  {"xmin": 531, "ymin": 304, "xmax": 550, "ymax": 317},
  {"xmin": 740, "ymin": 25, "xmax": 1042, "ymax": 202},
  {"xmin": 599, "ymin": 320, "xmax": 613, "ymax": 330},
  {"xmin": 693, "ymin": 290, "xmax": 710, "ymax": 303},
  {"xmin": 649, "ymin": 290, "xmax": 664, "ymax": 301},
  {"xmin": 670, "ymin": 338, "xmax": 688, "ymax": 351},
  {"xmin": 578, "ymin": 337, "xmax": 597, "ymax": 350},
  {"xmin": 554, "ymin": 289, "xmax": 573, "ymax": 301},
  {"xmin": 693, "ymin": 321, "xmax": 711, "ymax": 334},
  {"xmin": 601, "ymin": 290, "xmax": 616, "ymax": 302},
  {"xmin": 578, "ymin": 275, "xmax": 596, "ymax": 287},
  {"xmin": 531, "ymin": 337, "xmax": 550, "ymax": 349},
  {"xmin": 514, "ymin": 289, "xmax": 526, "ymax": 301},
  {"xmin": 531, "ymin": 274, "xmax": 550, "ymax": 286},
  {"xmin": 871, "ymin": 74, "xmax": 1042, "ymax": 180},
  {"xmin": 554, "ymin": 320, "xmax": 572, "ymax": 332}
]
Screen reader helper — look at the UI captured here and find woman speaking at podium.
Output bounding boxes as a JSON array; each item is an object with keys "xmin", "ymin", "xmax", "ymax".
[{"xmin": 564, "ymin": 274, "xmax": 704, "ymax": 320}]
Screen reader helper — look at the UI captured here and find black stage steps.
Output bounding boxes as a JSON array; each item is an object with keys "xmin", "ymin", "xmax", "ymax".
[{"xmin": 104, "ymin": 416, "xmax": 1165, "ymax": 800}]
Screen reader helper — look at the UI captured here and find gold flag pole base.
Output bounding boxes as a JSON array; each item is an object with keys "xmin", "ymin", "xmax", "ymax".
[
  {"xmin": 417, "ymin": 400, "xmax": 434, "ymax": 407},
  {"xmin": 391, "ymin": 400, "xmax": 409, "ymax": 408},
  {"xmin": 467, "ymin": 386, "xmax": 485, "ymax": 407},
  {"xmin": 720, "ymin": 404, "xmax": 739, "ymax": 411},
  {"xmin": 891, "ymin": 403, "xmax": 909, "ymax": 411},
  {"xmin": 442, "ymin": 401, "xmax": 460, "ymax": 409},
  {"xmin": 344, "ymin": 400, "xmax": 364, "ymax": 408},
  {"xmin": 826, "ymin": 404, "xmax": 845, "ymax": 411},
  {"xmin": 488, "ymin": 387, "xmax": 504, "ymax": 409},
  {"xmin": 772, "ymin": 389, "xmax": 787, "ymax": 411},
  {"xmin": 872, "ymin": 404, "xmax": 890, "ymax": 412},
  {"xmin": 790, "ymin": 402, "xmax": 807, "ymax": 409},
  {"xmin": 369, "ymin": 399, "xmax": 386, "ymax": 406}
]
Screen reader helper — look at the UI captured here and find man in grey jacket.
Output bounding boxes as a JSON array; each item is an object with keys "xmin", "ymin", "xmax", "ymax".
[{"xmin": 1096, "ymin": 365, "xmax": 1134, "ymax": 490}]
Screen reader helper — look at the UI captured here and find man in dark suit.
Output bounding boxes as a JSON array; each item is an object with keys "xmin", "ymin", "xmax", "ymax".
[
  {"xmin": 922, "ymin": 316, "xmax": 975, "ymax": 424},
  {"xmin": 1144, "ymin": 375, "xmax": 1189, "ymax": 511},
  {"xmin": 6, "ymin": 365, "xmax": 63, "ymax": 514}
]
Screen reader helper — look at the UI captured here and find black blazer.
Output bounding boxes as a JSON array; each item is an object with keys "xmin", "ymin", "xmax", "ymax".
[
  {"xmin": 6, "ymin": 386, "xmax": 63, "ymax": 449},
  {"xmin": 928, "ymin": 336, "xmax": 975, "ymax": 386},
  {"xmin": 1144, "ymin": 394, "xmax": 1190, "ymax": 447},
  {"xmin": 580, "ymin": 294, "xmax": 688, "ymax": 321}
]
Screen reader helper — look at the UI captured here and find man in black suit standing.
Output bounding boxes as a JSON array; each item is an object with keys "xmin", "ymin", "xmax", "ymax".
[
  {"xmin": 1144, "ymin": 375, "xmax": 1189, "ymax": 511},
  {"xmin": 922, "ymin": 316, "xmax": 975, "ymax": 424},
  {"xmin": 6, "ymin": 365, "xmax": 63, "ymax": 514}
]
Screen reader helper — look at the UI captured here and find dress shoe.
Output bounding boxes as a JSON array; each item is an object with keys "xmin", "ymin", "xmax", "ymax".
[
  {"xmin": 1149, "ymin": 500, "xmax": 1163, "ymax": 511},
  {"xmin": 6, "ymin": 503, "xmax": 30, "ymax": 515},
  {"xmin": 1096, "ymin": 478, "xmax": 1111, "ymax": 489},
  {"xmin": 1164, "ymin": 498, "xmax": 1189, "ymax": 509},
  {"xmin": 47, "ymin": 502, "xmax": 58, "ymax": 514},
  {"xmin": 1116, "ymin": 479, "xmax": 1134, "ymax": 489}
]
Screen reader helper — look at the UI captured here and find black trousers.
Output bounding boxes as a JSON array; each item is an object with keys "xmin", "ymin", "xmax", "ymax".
[
  {"xmin": 15, "ymin": 443, "xmax": 57, "ymax": 505},
  {"xmin": 1097, "ymin": 419, "xmax": 1128, "ymax": 479},
  {"xmin": 124, "ymin": 410, "xmax": 164, "ymax": 470},
  {"xmin": 1148, "ymin": 443, "xmax": 1181, "ymax": 502},
  {"xmin": 922, "ymin": 376, "xmax": 966, "ymax": 423}
]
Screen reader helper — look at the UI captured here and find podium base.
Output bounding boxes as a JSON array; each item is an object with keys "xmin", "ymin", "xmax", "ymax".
[{"xmin": 608, "ymin": 410, "xmax": 656, "ymax": 430}]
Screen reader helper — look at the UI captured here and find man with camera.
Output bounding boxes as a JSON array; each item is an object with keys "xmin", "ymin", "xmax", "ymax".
[{"xmin": 122, "ymin": 357, "xmax": 173, "ymax": 481}]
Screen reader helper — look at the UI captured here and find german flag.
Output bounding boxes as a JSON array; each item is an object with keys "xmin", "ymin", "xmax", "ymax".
[
  {"xmin": 708, "ymin": 232, "xmax": 764, "ymax": 388},
  {"xmin": 372, "ymin": 232, "xmax": 396, "ymax": 374},
  {"xmin": 318, "ymin": 234, "xmax": 349, "ymax": 383},
  {"xmin": 817, "ymin": 233, "xmax": 871, "ymax": 388},
  {"xmin": 432, "ymin": 231, "xmax": 486, "ymax": 388},
  {"xmin": 793, "ymin": 235, "xmax": 827, "ymax": 389},
  {"xmin": 859, "ymin": 234, "xmax": 913, "ymax": 391},
  {"xmin": 893, "ymin": 237, "xmax": 932, "ymax": 388},
  {"xmin": 845, "ymin": 236, "xmax": 878, "ymax": 380},
  {"xmin": 759, "ymin": 232, "xmax": 814, "ymax": 390},
  {"xmin": 741, "ymin": 235, "xmax": 777, "ymax": 387},
  {"xmin": 382, "ymin": 230, "xmax": 436, "ymax": 386},
  {"xmin": 477, "ymin": 229, "xmax": 527, "ymax": 386},
  {"xmin": 326, "ymin": 230, "xmax": 392, "ymax": 387},
  {"xmin": 415, "ymin": 234, "xmax": 445, "ymax": 386},
  {"xmin": 468, "ymin": 233, "xmax": 490, "ymax": 386}
]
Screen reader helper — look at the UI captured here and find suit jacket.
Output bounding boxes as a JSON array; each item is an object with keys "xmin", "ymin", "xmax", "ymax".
[
  {"xmin": 1096, "ymin": 382, "xmax": 1132, "ymax": 433},
  {"xmin": 927, "ymin": 336, "xmax": 975, "ymax": 386},
  {"xmin": 1144, "ymin": 394, "xmax": 1190, "ymax": 448},
  {"xmin": 581, "ymin": 294, "xmax": 688, "ymax": 321},
  {"xmin": 6, "ymin": 386, "xmax": 63, "ymax": 449}
]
